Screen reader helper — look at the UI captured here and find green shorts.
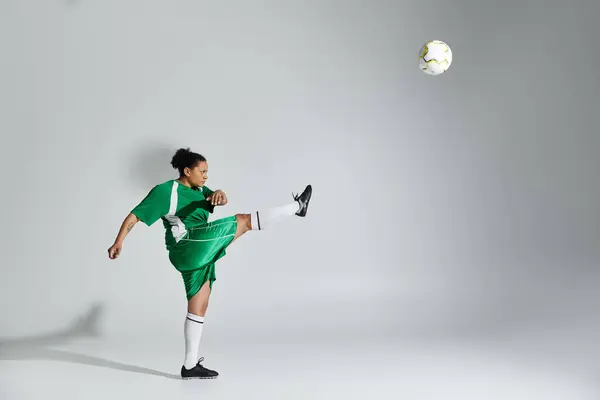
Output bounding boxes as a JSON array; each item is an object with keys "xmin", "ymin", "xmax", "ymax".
[{"xmin": 168, "ymin": 215, "xmax": 238, "ymax": 300}]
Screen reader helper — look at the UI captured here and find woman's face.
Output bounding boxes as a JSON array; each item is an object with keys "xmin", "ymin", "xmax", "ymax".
[{"xmin": 185, "ymin": 161, "xmax": 208, "ymax": 188}]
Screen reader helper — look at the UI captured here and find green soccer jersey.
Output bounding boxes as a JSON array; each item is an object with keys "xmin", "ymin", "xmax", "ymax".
[{"xmin": 131, "ymin": 180, "xmax": 216, "ymax": 250}]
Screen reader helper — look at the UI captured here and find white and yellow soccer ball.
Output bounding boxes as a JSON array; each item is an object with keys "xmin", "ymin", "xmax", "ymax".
[{"xmin": 419, "ymin": 40, "xmax": 452, "ymax": 75}]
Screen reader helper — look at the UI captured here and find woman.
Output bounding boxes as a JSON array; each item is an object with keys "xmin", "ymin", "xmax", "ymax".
[{"xmin": 106, "ymin": 148, "xmax": 312, "ymax": 379}]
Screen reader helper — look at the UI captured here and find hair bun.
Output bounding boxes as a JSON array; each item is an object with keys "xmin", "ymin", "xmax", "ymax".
[
  {"xmin": 171, "ymin": 147, "xmax": 191, "ymax": 170},
  {"xmin": 170, "ymin": 147, "xmax": 206, "ymax": 176}
]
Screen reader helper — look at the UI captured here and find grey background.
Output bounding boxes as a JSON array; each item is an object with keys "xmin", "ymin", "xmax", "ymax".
[{"xmin": 1, "ymin": 0, "xmax": 599, "ymax": 397}]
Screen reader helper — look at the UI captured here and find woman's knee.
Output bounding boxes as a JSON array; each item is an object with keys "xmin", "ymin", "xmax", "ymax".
[
  {"xmin": 188, "ymin": 281, "xmax": 211, "ymax": 316},
  {"xmin": 235, "ymin": 213, "xmax": 251, "ymax": 231}
]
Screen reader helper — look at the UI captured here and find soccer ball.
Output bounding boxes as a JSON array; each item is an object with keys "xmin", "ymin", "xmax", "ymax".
[{"xmin": 419, "ymin": 40, "xmax": 452, "ymax": 75}]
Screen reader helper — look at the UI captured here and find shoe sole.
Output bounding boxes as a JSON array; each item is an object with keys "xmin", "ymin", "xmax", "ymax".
[
  {"xmin": 182, "ymin": 376, "xmax": 218, "ymax": 380},
  {"xmin": 296, "ymin": 185, "xmax": 312, "ymax": 217}
]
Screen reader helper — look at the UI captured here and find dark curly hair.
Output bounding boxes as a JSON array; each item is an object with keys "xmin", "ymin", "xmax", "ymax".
[{"xmin": 171, "ymin": 148, "xmax": 207, "ymax": 176}]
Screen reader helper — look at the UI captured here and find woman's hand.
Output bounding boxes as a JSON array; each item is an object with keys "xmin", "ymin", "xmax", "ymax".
[
  {"xmin": 108, "ymin": 241, "xmax": 123, "ymax": 259},
  {"xmin": 207, "ymin": 190, "xmax": 227, "ymax": 206}
]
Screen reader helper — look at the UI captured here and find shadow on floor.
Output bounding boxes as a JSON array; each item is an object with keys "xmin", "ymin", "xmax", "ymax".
[{"xmin": 0, "ymin": 303, "xmax": 180, "ymax": 380}]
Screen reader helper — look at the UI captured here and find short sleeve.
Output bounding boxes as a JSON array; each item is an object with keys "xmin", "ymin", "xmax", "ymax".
[
  {"xmin": 201, "ymin": 186, "xmax": 214, "ymax": 198},
  {"xmin": 201, "ymin": 186, "xmax": 215, "ymax": 214},
  {"xmin": 131, "ymin": 184, "xmax": 171, "ymax": 226}
]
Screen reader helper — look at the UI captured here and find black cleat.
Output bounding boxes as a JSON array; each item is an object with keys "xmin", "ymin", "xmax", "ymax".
[
  {"xmin": 181, "ymin": 357, "xmax": 219, "ymax": 379},
  {"xmin": 293, "ymin": 184, "xmax": 312, "ymax": 217}
]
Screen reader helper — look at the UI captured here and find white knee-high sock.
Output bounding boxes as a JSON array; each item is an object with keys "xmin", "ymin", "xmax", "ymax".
[
  {"xmin": 183, "ymin": 312, "xmax": 204, "ymax": 369},
  {"xmin": 250, "ymin": 202, "xmax": 300, "ymax": 230}
]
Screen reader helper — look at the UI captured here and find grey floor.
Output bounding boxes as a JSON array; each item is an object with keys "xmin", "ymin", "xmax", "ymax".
[{"xmin": 1, "ymin": 304, "xmax": 599, "ymax": 400}]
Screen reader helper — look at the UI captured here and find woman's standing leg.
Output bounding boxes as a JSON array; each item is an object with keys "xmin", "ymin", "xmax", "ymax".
[
  {"xmin": 183, "ymin": 280, "xmax": 211, "ymax": 367},
  {"xmin": 181, "ymin": 278, "xmax": 219, "ymax": 379}
]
